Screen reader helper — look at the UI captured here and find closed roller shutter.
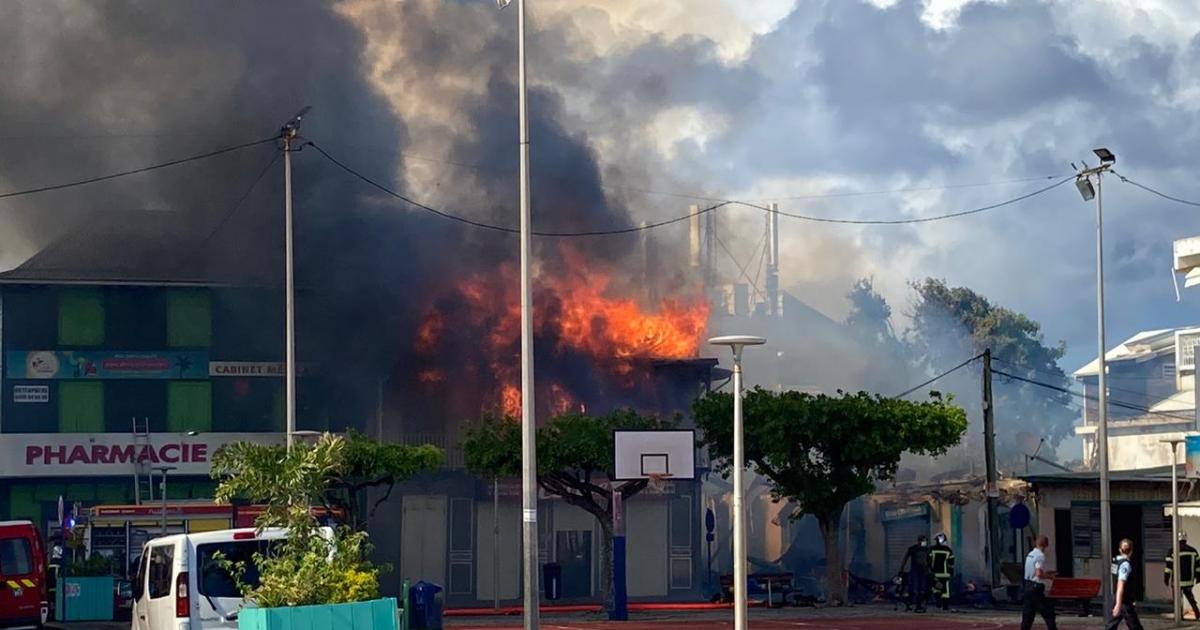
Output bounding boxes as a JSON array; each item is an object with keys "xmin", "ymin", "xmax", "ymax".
[{"xmin": 885, "ymin": 516, "xmax": 930, "ymax": 575}]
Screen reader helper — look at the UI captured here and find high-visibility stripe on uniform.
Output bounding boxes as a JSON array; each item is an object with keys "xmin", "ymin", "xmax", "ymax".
[
  {"xmin": 19, "ymin": 579, "xmax": 34, "ymax": 588},
  {"xmin": 930, "ymin": 549, "xmax": 953, "ymax": 578}
]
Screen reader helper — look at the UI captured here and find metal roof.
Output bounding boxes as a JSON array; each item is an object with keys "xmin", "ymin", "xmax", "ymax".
[{"xmin": 1022, "ymin": 464, "xmax": 1180, "ymax": 484}]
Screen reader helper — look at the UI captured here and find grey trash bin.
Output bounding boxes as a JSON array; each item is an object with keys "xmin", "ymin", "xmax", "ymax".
[{"xmin": 409, "ymin": 581, "xmax": 444, "ymax": 629}]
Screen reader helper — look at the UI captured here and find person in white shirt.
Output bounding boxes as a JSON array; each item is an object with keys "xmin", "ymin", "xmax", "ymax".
[{"xmin": 1020, "ymin": 535, "xmax": 1057, "ymax": 630}]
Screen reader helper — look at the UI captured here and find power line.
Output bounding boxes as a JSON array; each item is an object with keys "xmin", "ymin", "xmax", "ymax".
[
  {"xmin": 1113, "ymin": 171, "xmax": 1200, "ymax": 207},
  {"xmin": 0, "ymin": 137, "xmax": 277, "ymax": 201},
  {"xmin": 312, "ymin": 141, "xmax": 1077, "ymax": 235},
  {"xmin": 893, "ymin": 354, "xmax": 983, "ymax": 399},
  {"xmin": 736, "ymin": 175, "xmax": 1076, "ymax": 225},
  {"xmin": 196, "ymin": 150, "xmax": 280, "ymax": 250},
  {"xmin": 740, "ymin": 174, "xmax": 1068, "ymax": 203},
  {"xmin": 991, "ymin": 368, "xmax": 1195, "ymax": 422},
  {"xmin": 310, "ymin": 141, "xmax": 733, "ymax": 237},
  {"xmin": 991, "ymin": 357, "xmax": 1166, "ymax": 406}
]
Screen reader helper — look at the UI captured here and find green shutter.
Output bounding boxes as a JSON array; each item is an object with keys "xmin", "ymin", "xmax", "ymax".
[
  {"xmin": 168, "ymin": 381, "xmax": 212, "ymax": 433},
  {"xmin": 167, "ymin": 290, "xmax": 212, "ymax": 348},
  {"xmin": 271, "ymin": 383, "xmax": 286, "ymax": 432},
  {"xmin": 58, "ymin": 382, "xmax": 104, "ymax": 433},
  {"xmin": 58, "ymin": 288, "xmax": 104, "ymax": 346},
  {"xmin": 95, "ymin": 484, "xmax": 128, "ymax": 505}
]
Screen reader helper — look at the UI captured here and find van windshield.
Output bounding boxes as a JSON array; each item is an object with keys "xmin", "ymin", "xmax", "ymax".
[
  {"xmin": 196, "ymin": 540, "xmax": 276, "ymax": 598},
  {"xmin": 0, "ymin": 538, "xmax": 32, "ymax": 576}
]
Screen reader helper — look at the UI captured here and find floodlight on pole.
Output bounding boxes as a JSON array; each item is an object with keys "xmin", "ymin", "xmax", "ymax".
[
  {"xmin": 1075, "ymin": 147, "xmax": 1115, "ymax": 621},
  {"xmin": 280, "ymin": 106, "xmax": 310, "ymax": 454},
  {"xmin": 708, "ymin": 335, "xmax": 766, "ymax": 630}
]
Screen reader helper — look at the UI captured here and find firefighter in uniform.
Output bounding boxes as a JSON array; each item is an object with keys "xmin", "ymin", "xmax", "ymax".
[
  {"xmin": 930, "ymin": 532, "xmax": 955, "ymax": 611},
  {"xmin": 1165, "ymin": 531, "xmax": 1200, "ymax": 621}
]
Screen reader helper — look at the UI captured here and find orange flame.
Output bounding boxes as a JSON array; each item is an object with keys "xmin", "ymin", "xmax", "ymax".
[{"xmin": 414, "ymin": 244, "xmax": 709, "ymax": 414}]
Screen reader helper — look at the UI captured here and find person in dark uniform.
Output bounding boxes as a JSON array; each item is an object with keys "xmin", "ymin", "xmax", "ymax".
[
  {"xmin": 1107, "ymin": 539, "xmax": 1143, "ymax": 630},
  {"xmin": 899, "ymin": 534, "xmax": 930, "ymax": 612},
  {"xmin": 929, "ymin": 532, "xmax": 955, "ymax": 611},
  {"xmin": 1020, "ymin": 535, "xmax": 1056, "ymax": 630},
  {"xmin": 1165, "ymin": 531, "xmax": 1200, "ymax": 621}
]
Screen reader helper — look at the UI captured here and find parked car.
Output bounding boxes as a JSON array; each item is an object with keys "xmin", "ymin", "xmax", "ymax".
[
  {"xmin": 131, "ymin": 528, "xmax": 293, "ymax": 630},
  {"xmin": 113, "ymin": 578, "xmax": 134, "ymax": 621},
  {"xmin": 0, "ymin": 520, "xmax": 49, "ymax": 629}
]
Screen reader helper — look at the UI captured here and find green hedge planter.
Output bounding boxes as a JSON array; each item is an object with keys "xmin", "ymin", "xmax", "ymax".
[
  {"xmin": 238, "ymin": 598, "xmax": 398, "ymax": 630},
  {"xmin": 56, "ymin": 576, "xmax": 114, "ymax": 621}
]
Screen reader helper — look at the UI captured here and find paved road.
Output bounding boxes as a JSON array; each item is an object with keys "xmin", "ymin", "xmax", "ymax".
[{"xmin": 47, "ymin": 606, "xmax": 1188, "ymax": 629}]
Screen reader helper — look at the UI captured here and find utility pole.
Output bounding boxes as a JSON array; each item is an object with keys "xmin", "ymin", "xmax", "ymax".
[
  {"xmin": 982, "ymin": 349, "xmax": 1001, "ymax": 593},
  {"xmin": 1075, "ymin": 148, "xmax": 1116, "ymax": 619},
  {"xmin": 766, "ymin": 203, "xmax": 780, "ymax": 317},
  {"xmin": 281, "ymin": 106, "xmax": 310, "ymax": 453}
]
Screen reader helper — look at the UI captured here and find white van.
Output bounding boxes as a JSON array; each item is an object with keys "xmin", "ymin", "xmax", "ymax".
[{"xmin": 131, "ymin": 528, "xmax": 287, "ymax": 630}]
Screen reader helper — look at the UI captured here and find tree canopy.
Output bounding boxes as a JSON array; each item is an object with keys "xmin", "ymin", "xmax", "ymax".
[{"xmin": 693, "ymin": 388, "xmax": 967, "ymax": 603}]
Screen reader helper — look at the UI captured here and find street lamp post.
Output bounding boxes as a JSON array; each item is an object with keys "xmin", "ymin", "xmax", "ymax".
[
  {"xmin": 1075, "ymin": 147, "xmax": 1115, "ymax": 619},
  {"xmin": 495, "ymin": 1, "xmax": 539, "ymax": 627},
  {"xmin": 155, "ymin": 466, "xmax": 178, "ymax": 535},
  {"xmin": 708, "ymin": 335, "xmax": 766, "ymax": 630},
  {"xmin": 281, "ymin": 106, "xmax": 310, "ymax": 453},
  {"xmin": 1163, "ymin": 438, "xmax": 1184, "ymax": 625}
]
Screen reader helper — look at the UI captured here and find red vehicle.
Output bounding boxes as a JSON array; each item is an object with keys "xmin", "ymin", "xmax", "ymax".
[{"xmin": 0, "ymin": 520, "xmax": 48, "ymax": 629}]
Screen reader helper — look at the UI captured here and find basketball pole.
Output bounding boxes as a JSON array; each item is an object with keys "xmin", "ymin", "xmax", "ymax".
[{"xmin": 611, "ymin": 483, "xmax": 628, "ymax": 621}]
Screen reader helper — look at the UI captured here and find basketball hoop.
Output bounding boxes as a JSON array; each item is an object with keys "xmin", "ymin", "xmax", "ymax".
[{"xmin": 646, "ymin": 472, "xmax": 674, "ymax": 492}]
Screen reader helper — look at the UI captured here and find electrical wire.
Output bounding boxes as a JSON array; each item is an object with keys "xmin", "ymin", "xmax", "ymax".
[
  {"xmin": 195, "ymin": 150, "xmax": 281, "ymax": 251},
  {"xmin": 991, "ymin": 369, "xmax": 1196, "ymax": 422},
  {"xmin": 310, "ymin": 141, "xmax": 733, "ymax": 237},
  {"xmin": 991, "ymin": 357, "xmax": 1167, "ymax": 406},
  {"xmin": 892, "ymin": 354, "xmax": 984, "ymax": 399},
  {"xmin": 0, "ymin": 137, "xmax": 277, "ymax": 201},
  {"xmin": 739, "ymin": 175, "xmax": 1068, "ymax": 203},
  {"xmin": 313, "ymin": 141, "xmax": 1078, "ymax": 234},
  {"xmin": 713, "ymin": 231, "xmax": 768, "ymax": 303},
  {"xmin": 1112, "ymin": 171, "xmax": 1200, "ymax": 207},
  {"xmin": 735, "ymin": 175, "xmax": 1077, "ymax": 225}
]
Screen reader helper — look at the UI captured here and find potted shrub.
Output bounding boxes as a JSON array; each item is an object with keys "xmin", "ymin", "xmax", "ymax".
[{"xmin": 211, "ymin": 432, "xmax": 442, "ymax": 630}]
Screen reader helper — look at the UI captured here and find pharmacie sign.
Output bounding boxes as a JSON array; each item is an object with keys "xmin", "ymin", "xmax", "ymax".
[{"xmin": 0, "ymin": 433, "xmax": 284, "ymax": 477}]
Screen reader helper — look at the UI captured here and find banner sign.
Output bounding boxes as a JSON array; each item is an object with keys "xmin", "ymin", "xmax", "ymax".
[
  {"xmin": 13, "ymin": 385, "xmax": 49, "ymax": 403},
  {"xmin": 1186, "ymin": 435, "xmax": 1200, "ymax": 479},
  {"xmin": 0, "ymin": 432, "xmax": 284, "ymax": 477},
  {"xmin": 209, "ymin": 362, "xmax": 315, "ymax": 377},
  {"xmin": 882, "ymin": 504, "xmax": 929, "ymax": 522},
  {"xmin": 6, "ymin": 351, "xmax": 208, "ymax": 380}
]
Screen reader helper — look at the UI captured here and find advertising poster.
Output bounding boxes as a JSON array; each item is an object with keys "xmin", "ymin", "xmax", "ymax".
[{"xmin": 5, "ymin": 350, "xmax": 208, "ymax": 380}]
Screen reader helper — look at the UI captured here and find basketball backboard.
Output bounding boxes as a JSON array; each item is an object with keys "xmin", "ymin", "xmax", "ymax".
[{"xmin": 613, "ymin": 430, "xmax": 696, "ymax": 480}]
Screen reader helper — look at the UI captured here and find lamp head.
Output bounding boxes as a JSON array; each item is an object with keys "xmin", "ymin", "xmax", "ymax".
[
  {"xmin": 1093, "ymin": 147, "xmax": 1115, "ymax": 165},
  {"xmin": 1075, "ymin": 176, "xmax": 1095, "ymax": 201}
]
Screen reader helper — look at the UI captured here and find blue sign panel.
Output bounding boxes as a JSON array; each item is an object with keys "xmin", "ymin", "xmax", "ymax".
[
  {"xmin": 1187, "ymin": 435, "xmax": 1200, "ymax": 479},
  {"xmin": 6, "ymin": 351, "xmax": 209, "ymax": 380}
]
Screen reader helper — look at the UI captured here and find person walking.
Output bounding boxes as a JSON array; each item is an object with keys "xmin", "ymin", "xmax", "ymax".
[
  {"xmin": 1020, "ymin": 535, "xmax": 1056, "ymax": 630},
  {"xmin": 899, "ymin": 534, "xmax": 931, "ymax": 613},
  {"xmin": 929, "ymin": 532, "xmax": 955, "ymax": 611},
  {"xmin": 1166, "ymin": 531, "xmax": 1200, "ymax": 621},
  {"xmin": 1107, "ymin": 539, "xmax": 1143, "ymax": 630}
]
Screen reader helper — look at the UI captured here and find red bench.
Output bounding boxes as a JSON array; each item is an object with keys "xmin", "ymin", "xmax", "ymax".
[{"xmin": 1046, "ymin": 578, "xmax": 1101, "ymax": 617}]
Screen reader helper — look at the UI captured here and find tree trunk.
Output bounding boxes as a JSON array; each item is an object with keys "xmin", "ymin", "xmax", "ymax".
[
  {"xmin": 817, "ymin": 509, "xmax": 846, "ymax": 605},
  {"xmin": 598, "ymin": 519, "xmax": 614, "ymax": 610}
]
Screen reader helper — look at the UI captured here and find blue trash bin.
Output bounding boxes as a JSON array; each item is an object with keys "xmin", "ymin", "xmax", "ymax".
[{"xmin": 409, "ymin": 581, "xmax": 444, "ymax": 629}]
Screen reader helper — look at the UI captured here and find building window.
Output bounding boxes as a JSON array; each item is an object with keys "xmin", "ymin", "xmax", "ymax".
[
  {"xmin": 58, "ymin": 381, "xmax": 104, "ymax": 433},
  {"xmin": 104, "ymin": 380, "xmax": 167, "ymax": 433},
  {"xmin": 167, "ymin": 289, "xmax": 212, "ymax": 348},
  {"xmin": 168, "ymin": 381, "xmax": 212, "ymax": 433},
  {"xmin": 0, "ymin": 538, "xmax": 32, "ymax": 576},
  {"xmin": 148, "ymin": 545, "xmax": 175, "ymax": 599},
  {"xmin": 213, "ymin": 379, "xmax": 282, "ymax": 433},
  {"xmin": 4, "ymin": 286, "xmax": 57, "ymax": 349},
  {"xmin": 2, "ymin": 381, "xmax": 58, "ymax": 433},
  {"xmin": 58, "ymin": 288, "xmax": 105, "ymax": 346},
  {"xmin": 105, "ymin": 287, "xmax": 166, "ymax": 349}
]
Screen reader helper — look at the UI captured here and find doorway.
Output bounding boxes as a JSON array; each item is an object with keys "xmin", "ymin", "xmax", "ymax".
[
  {"xmin": 1111, "ymin": 504, "xmax": 1144, "ymax": 602},
  {"xmin": 1054, "ymin": 509, "xmax": 1074, "ymax": 577},
  {"xmin": 555, "ymin": 530, "xmax": 593, "ymax": 599}
]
